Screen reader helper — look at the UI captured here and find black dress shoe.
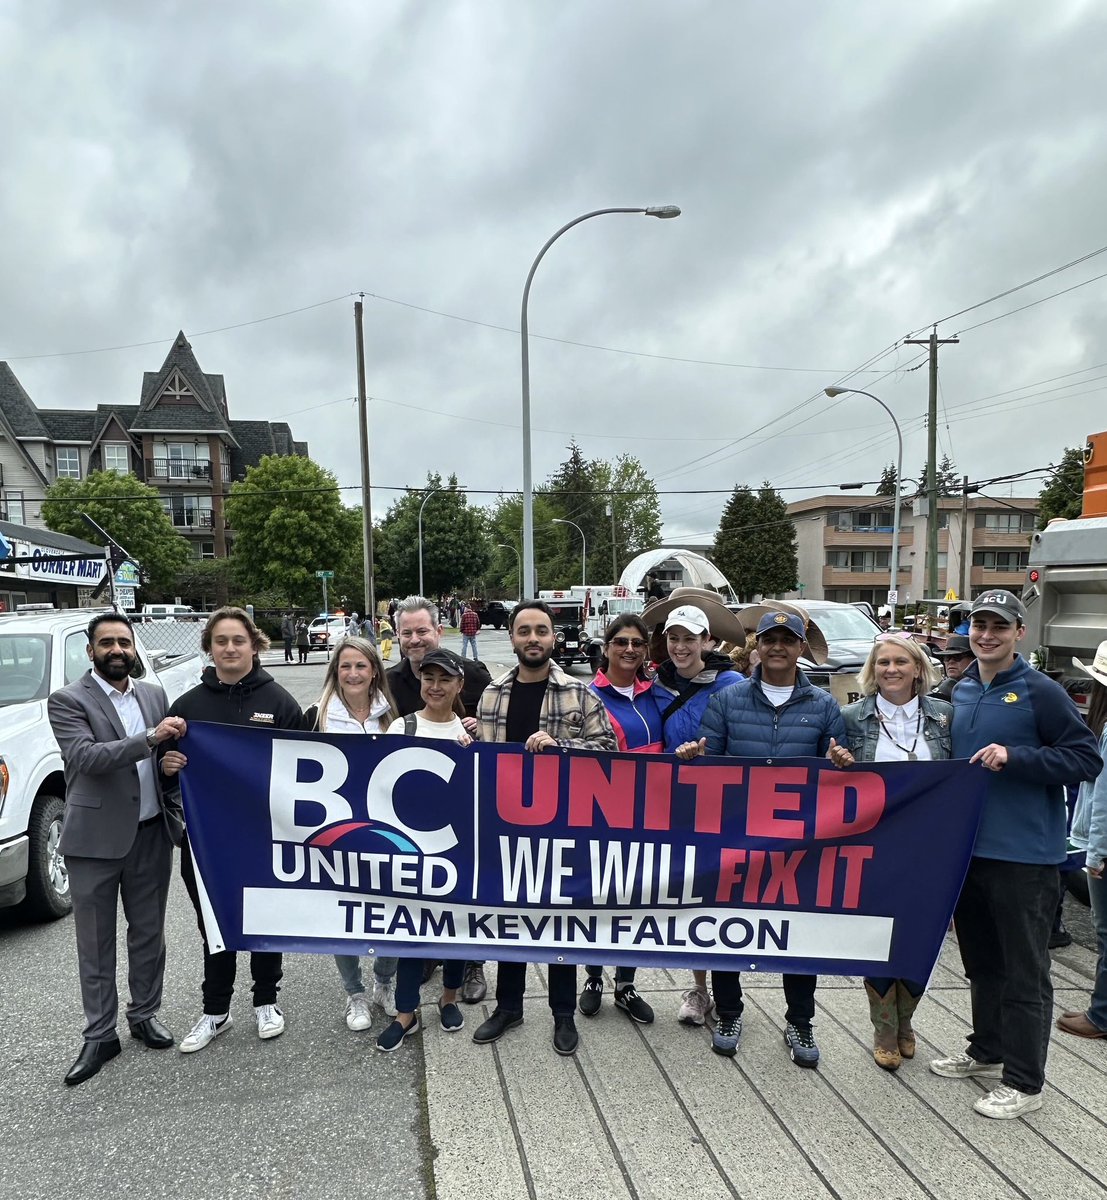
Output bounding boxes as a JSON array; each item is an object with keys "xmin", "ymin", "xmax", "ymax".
[
  {"xmin": 64, "ymin": 1037, "xmax": 121, "ymax": 1086},
  {"xmin": 553, "ymin": 1014, "xmax": 579, "ymax": 1056},
  {"xmin": 472, "ymin": 1009, "xmax": 524, "ymax": 1045},
  {"xmin": 130, "ymin": 1016, "xmax": 175, "ymax": 1049}
]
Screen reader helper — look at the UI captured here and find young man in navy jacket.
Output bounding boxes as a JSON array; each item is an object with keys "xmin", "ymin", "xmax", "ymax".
[{"xmin": 930, "ymin": 591, "xmax": 1102, "ymax": 1120}]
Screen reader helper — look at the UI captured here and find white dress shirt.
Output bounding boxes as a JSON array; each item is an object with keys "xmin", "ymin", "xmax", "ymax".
[
  {"xmin": 91, "ymin": 670, "xmax": 161, "ymax": 820},
  {"xmin": 874, "ymin": 693, "xmax": 932, "ymax": 763}
]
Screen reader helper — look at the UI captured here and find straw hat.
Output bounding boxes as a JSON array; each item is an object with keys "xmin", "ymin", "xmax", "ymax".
[{"xmin": 1073, "ymin": 640, "xmax": 1107, "ymax": 689}]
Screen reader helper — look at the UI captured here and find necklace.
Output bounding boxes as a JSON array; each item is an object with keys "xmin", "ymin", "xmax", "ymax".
[{"xmin": 875, "ymin": 704, "xmax": 922, "ymax": 760}]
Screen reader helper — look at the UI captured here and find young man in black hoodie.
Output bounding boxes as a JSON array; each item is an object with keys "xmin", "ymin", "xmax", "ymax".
[{"xmin": 163, "ymin": 607, "xmax": 302, "ymax": 1053}]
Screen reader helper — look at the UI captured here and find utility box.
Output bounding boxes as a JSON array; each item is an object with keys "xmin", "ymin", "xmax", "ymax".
[{"xmin": 1082, "ymin": 433, "xmax": 1107, "ymax": 518}]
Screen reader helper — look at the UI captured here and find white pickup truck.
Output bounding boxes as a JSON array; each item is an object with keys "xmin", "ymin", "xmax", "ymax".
[{"xmin": 0, "ymin": 610, "xmax": 201, "ymax": 920}]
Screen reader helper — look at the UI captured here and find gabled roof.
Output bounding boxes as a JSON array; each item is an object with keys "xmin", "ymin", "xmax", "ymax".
[
  {"xmin": 138, "ymin": 331, "xmax": 231, "ymax": 432},
  {"xmin": 89, "ymin": 409, "xmax": 137, "ymax": 455},
  {"xmin": 0, "ymin": 362, "xmax": 50, "ymax": 437}
]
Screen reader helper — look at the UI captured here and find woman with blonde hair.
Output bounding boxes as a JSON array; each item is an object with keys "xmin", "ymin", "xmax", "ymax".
[
  {"xmin": 828, "ymin": 632, "xmax": 953, "ymax": 1071},
  {"xmin": 304, "ymin": 636, "xmax": 400, "ymax": 1030}
]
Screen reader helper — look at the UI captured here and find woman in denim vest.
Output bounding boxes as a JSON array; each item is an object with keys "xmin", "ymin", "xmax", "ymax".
[{"xmin": 829, "ymin": 633, "xmax": 953, "ymax": 1071}]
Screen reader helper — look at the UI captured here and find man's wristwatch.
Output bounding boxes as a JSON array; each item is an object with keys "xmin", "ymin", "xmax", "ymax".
[{"xmin": 145, "ymin": 727, "xmax": 158, "ymax": 749}]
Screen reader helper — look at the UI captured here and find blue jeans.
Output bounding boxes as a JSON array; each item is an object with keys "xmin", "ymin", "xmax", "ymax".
[
  {"xmin": 334, "ymin": 954, "xmax": 398, "ymax": 995},
  {"xmin": 395, "ymin": 956, "xmax": 465, "ymax": 1013},
  {"xmin": 1088, "ymin": 871, "xmax": 1107, "ymax": 1031},
  {"xmin": 461, "ymin": 633, "xmax": 478, "ymax": 659}
]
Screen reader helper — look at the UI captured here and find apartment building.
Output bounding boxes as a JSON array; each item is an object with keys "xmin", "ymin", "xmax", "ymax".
[
  {"xmin": 788, "ymin": 492, "xmax": 1038, "ymax": 606},
  {"xmin": 0, "ymin": 332, "xmax": 308, "ymax": 559}
]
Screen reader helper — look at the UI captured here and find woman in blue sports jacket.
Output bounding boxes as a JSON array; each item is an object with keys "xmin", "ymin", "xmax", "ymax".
[
  {"xmin": 829, "ymin": 634, "xmax": 953, "ymax": 1071},
  {"xmin": 578, "ymin": 614, "xmax": 665, "ymax": 1023}
]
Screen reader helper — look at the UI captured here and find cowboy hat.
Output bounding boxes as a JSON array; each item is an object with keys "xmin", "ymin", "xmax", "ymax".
[
  {"xmin": 1073, "ymin": 640, "xmax": 1107, "ymax": 690},
  {"xmin": 731, "ymin": 601, "xmax": 829, "ymax": 665},
  {"xmin": 640, "ymin": 587, "xmax": 747, "ymax": 646}
]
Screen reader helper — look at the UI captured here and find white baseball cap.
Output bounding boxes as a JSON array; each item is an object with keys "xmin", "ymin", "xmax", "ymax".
[{"xmin": 662, "ymin": 605, "xmax": 710, "ymax": 636}]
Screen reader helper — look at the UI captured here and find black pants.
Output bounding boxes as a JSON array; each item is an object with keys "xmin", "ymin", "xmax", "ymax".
[
  {"xmin": 283, "ymin": 636, "xmax": 293, "ymax": 662},
  {"xmin": 495, "ymin": 961, "xmax": 576, "ymax": 1016},
  {"xmin": 954, "ymin": 856, "xmax": 1057, "ymax": 1095},
  {"xmin": 712, "ymin": 971, "xmax": 817, "ymax": 1026},
  {"xmin": 180, "ymin": 836, "xmax": 283, "ymax": 1015},
  {"xmin": 585, "ymin": 964, "xmax": 636, "ymax": 985}
]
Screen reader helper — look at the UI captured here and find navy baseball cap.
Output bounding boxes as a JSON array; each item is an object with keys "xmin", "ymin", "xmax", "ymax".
[{"xmin": 755, "ymin": 611, "xmax": 806, "ymax": 640}]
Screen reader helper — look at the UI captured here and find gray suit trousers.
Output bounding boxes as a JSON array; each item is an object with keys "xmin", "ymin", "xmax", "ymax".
[{"xmin": 67, "ymin": 821, "xmax": 173, "ymax": 1043}]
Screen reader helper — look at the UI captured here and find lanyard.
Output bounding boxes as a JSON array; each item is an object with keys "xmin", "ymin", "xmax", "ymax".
[{"xmin": 876, "ymin": 705, "xmax": 922, "ymax": 760}]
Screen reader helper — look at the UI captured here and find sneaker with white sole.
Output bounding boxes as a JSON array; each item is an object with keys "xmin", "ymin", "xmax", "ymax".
[
  {"xmin": 255, "ymin": 1004, "xmax": 285, "ymax": 1040},
  {"xmin": 373, "ymin": 977, "xmax": 398, "ymax": 1018},
  {"xmin": 614, "ymin": 985, "xmax": 654, "ymax": 1024},
  {"xmin": 376, "ymin": 1011, "xmax": 421, "ymax": 1052},
  {"xmin": 678, "ymin": 986, "xmax": 714, "ymax": 1026},
  {"xmin": 929, "ymin": 1051, "xmax": 1003, "ymax": 1079},
  {"xmin": 345, "ymin": 992, "xmax": 372, "ymax": 1032},
  {"xmin": 973, "ymin": 1084, "xmax": 1043, "ymax": 1120},
  {"xmin": 712, "ymin": 1014, "xmax": 743, "ymax": 1057},
  {"xmin": 784, "ymin": 1022, "xmax": 820, "ymax": 1068},
  {"xmin": 180, "ymin": 1012, "xmax": 232, "ymax": 1053}
]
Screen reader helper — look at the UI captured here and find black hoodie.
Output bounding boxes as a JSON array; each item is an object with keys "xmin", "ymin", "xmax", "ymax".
[{"xmin": 168, "ymin": 663, "xmax": 303, "ymax": 731}]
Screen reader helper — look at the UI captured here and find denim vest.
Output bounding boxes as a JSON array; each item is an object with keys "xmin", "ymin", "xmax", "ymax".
[{"xmin": 840, "ymin": 693, "xmax": 953, "ymax": 762}]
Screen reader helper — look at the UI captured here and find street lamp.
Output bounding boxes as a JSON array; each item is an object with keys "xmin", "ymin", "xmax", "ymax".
[
  {"xmin": 418, "ymin": 486, "xmax": 465, "ymax": 598},
  {"xmin": 497, "ymin": 543, "xmax": 522, "ymax": 603},
  {"xmin": 521, "ymin": 205, "xmax": 680, "ymax": 599},
  {"xmin": 552, "ymin": 518, "xmax": 587, "ymax": 588},
  {"xmin": 824, "ymin": 386, "xmax": 904, "ymax": 615}
]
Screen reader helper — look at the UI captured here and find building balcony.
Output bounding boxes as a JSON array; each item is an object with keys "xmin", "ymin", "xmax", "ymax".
[
  {"xmin": 823, "ymin": 528, "xmax": 914, "ymax": 549},
  {"xmin": 145, "ymin": 458, "xmax": 231, "ymax": 484},
  {"xmin": 822, "ymin": 567, "xmax": 910, "ymax": 587}
]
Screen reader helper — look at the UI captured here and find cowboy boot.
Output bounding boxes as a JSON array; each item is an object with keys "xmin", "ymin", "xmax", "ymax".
[
  {"xmin": 864, "ymin": 982, "xmax": 901, "ymax": 1071},
  {"xmin": 895, "ymin": 980, "xmax": 921, "ymax": 1058}
]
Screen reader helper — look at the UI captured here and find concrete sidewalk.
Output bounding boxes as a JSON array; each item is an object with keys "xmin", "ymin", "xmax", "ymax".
[{"xmin": 420, "ymin": 937, "xmax": 1106, "ymax": 1200}]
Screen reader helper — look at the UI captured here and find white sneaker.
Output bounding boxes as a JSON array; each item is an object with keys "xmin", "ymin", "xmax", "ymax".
[
  {"xmin": 678, "ymin": 987, "xmax": 714, "ymax": 1026},
  {"xmin": 373, "ymin": 977, "xmax": 398, "ymax": 1018},
  {"xmin": 179, "ymin": 1012, "xmax": 232, "ymax": 1053},
  {"xmin": 929, "ymin": 1051, "xmax": 1003, "ymax": 1079},
  {"xmin": 255, "ymin": 1004, "xmax": 285, "ymax": 1039},
  {"xmin": 345, "ymin": 992, "xmax": 372, "ymax": 1032},
  {"xmin": 973, "ymin": 1084, "xmax": 1043, "ymax": 1120}
]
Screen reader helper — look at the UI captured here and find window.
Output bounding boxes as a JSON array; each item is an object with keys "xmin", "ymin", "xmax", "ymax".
[
  {"xmin": 56, "ymin": 447, "xmax": 81, "ymax": 479},
  {"xmin": 937, "ymin": 553, "xmax": 948, "ymax": 570},
  {"xmin": 975, "ymin": 511, "xmax": 1035, "ymax": 533},
  {"xmin": 102, "ymin": 443, "xmax": 130, "ymax": 474},
  {"xmin": 973, "ymin": 550, "xmax": 1030, "ymax": 571},
  {"xmin": 200, "ymin": 541, "xmax": 216, "ymax": 560},
  {"xmin": 826, "ymin": 550, "xmax": 890, "ymax": 572},
  {"xmin": 64, "ymin": 631, "xmax": 91, "ymax": 685},
  {"xmin": 1, "ymin": 491, "xmax": 23, "ymax": 523},
  {"xmin": 166, "ymin": 444, "xmax": 197, "ymax": 479},
  {"xmin": 162, "ymin": 494, "xmax": 213, "ymax": 528}
]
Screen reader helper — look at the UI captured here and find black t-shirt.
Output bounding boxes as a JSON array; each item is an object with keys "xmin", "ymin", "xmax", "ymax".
[{"xmin": 505, "ymin": 678, "xmax": 550, "ymax": 743}]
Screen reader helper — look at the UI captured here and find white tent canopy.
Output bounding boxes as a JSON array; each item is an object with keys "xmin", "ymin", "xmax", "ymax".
[{"xmin": 619, "ymin": 548, "xmax": 735, "ymax": 600}]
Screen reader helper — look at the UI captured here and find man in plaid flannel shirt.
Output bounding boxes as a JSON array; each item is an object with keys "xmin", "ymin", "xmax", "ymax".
[{"xmin": 472, "ymin": 599, "xmax": 616, "ymax": 1056}]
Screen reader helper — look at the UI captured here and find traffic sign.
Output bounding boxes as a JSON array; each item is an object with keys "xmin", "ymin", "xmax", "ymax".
[
  {"xmin": 944, "ymin": 588, "xmax": 958, "ymax": 601},
  {"xmin": 887, "ymin": 590, "xmax": 899, "ymax": 605},
  {"xmin": 315, "ymin": 570, "xmax": 334, "ymax": 579}
]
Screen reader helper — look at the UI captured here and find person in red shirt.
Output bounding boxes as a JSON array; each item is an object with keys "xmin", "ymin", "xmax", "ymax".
[{"xmin": 459, "ymin": 603, "xmax": 481, "ymax": 660}]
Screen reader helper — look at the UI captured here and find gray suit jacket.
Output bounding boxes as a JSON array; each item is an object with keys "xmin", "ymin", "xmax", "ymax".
[{"xmin": 47, "ymin": 671, "xmax": 184, "ymax": 859}]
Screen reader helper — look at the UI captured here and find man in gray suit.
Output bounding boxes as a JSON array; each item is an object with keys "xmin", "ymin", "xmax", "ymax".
[{"xmin": 48, "ymin": 612, "xmax": 188, "ymax": 1086}]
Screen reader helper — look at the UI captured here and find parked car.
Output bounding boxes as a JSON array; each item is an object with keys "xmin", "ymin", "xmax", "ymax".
[
  {"xmin": 308, "ymin": 614, "xmax": 349, "ymax": 650},
  {"xmin": 0, "ymin": 609, "xmax": 202, "ymax": 920}
]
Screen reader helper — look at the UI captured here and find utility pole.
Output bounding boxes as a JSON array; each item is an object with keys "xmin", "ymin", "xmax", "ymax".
[
  {"xmin": 354, "ymin": 297, "xmax": 376, "ymax": 621},
  {"xmin": 904, "ymin": 328, "xmax": 959, "ymax": 598},
  {"xmin": 606, "ymin": 498, "xmax": 618, "ymax": 582},
  {"xmin": 958, "ymin": 474, "xmax": 970, "ymax": 599}
]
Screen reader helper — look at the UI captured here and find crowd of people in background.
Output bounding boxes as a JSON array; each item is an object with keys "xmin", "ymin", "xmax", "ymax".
[{"xmin": 48, "ymin": 589, "xmax": 1107, "ymax": 1126}]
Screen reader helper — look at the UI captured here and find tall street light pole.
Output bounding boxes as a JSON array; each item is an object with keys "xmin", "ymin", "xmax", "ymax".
[
  {"xmin": 521, "ymin": 205, "xmax": 680, "ymax": 600},
  {"xmin": 498, "ymin": 543, "xmax": 522, "ymax": 602},
  {"xmin": 552, "ymin": 517, "xmax": 587, "ymax": 588},
  {"xmin": 824, "ymin": 387, "xmax": 904, "ymax": 615}
]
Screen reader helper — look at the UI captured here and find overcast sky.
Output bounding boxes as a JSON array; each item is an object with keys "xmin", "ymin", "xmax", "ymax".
[{"xmin": 3, "ymin": 0, "xmax": 1106, "ymax": 547}]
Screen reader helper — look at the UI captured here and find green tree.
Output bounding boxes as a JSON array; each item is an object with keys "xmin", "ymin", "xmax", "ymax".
[
  {"xmin": 918, "ymin": 454, "xmax": 959, "ymax": 497},
  {"xmin": 875, "ymin": 463, "xmax": 898, "ymax": 497},
  {"xmin": 592, "ymin": 454, "xmax": 663, "ymax": 580},
  {"xmin": 1037, "ymin": 446, "xmax": 1085, "ymax": 526},
  {"xmin": 40, "ymin": 470, "xmax": 192, "ymax": 593},
  {"xmin": 375, "ymin": 473, "xmax": 492, "ymax": 598},
  {"xmin": 224, "ymin": 455, "xmax": 350, "ymax": 609},
  {"xmin": 711, "ymin": 482, "xmax": 797, "ymax": 601}
]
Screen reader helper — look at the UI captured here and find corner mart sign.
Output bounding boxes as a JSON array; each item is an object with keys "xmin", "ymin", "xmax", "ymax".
[{"xmin": 1, "ymin": 538, "xmax": 107, "ymax": 586}]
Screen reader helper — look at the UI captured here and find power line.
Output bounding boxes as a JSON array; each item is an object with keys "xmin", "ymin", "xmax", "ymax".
[{"xmin": 955, "ymin": 268, "xmax": 1107, "ymax": 335}]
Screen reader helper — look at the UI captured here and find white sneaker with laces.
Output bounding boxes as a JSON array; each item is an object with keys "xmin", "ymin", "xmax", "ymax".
[
  {"xmin": 255, "ymin": 1004, "xmax": 285, "ymax": 1039},
  {"xmin": 345, "ymin": 992, "xmax": 372, "ymax": 1032},
  {"xmin": 929, "ymin": 1051, "xmax": 1003, "ymax": 1079},
  {"xmin": 973, "ymin": 1084, "xmax": 1043, "ymax": 1120},
  {"xmin": 179, "ymin": 1012, "xmax": 232, "ymax": 1053},
  {"xmin": 678, "ymin": 987, "xmax": 714, "ymax": 1026},
  {"xmin": 373, "ymin": 977, "xmax": 398, "ymax": 1018}
]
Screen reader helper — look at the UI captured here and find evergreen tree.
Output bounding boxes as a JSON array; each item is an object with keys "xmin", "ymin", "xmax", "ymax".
[
  {"xmin": 875, "ymin": 463, "xmax": 898, "ymax": 497},
  {"xmin": 918, "ymin": 454, "xmax": 959, "ymax": 497},
  {"xmin": 1037, "ymin": 446, "xmax": 1085, "ymax": 526},
  {"xmin": 712, "ymin": 482, "xmax": 797, "ymax": 601}
]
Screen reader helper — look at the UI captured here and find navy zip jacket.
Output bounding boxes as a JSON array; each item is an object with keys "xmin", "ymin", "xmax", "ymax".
[
  {"xmin": 699, "ymin": 665, "xmax": 845, "ymax": 759},
  {"xmin": 952, "ymin": 654, "xmax": 1102, "ymax": 864},
  {"xmin": 589, "ymin": 671, "xmax": 663, "ymax": 753}
]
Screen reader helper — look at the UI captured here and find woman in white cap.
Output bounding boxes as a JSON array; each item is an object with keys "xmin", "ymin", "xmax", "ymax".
[
  {"xmin": 650, "ymin": 603, "xmax": 743, "ymax": 1027},
  {"xmin": 1056, "ymin": 641, "xmax": 1107, "ymax": 1041},
  {"xmin": 828, "ymin": 633, "xmax": 952, "ymax": 1070}
]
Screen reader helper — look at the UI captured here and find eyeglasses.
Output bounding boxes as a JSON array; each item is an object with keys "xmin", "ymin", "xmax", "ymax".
[{"xmin": 609, "ymin": 637, "xmax": 648, "ymax": 649}]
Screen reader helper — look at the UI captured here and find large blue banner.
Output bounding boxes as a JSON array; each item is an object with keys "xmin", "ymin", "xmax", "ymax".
[{"xmin": 180, "ymin": 722, "xmax": 988, "ymax": 978}]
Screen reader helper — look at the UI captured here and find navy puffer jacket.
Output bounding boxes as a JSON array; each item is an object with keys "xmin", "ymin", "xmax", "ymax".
[
  {"xmin": 650, "ymin": 652, "xmax": 743, "ymax": 751},
  {"xmin": 699, "ymin": 665, "xmax": 845, "ymax": 759}
]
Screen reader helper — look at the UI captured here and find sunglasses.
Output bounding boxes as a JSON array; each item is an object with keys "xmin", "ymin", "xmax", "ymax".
[{"xmin": 609, "ymin": 636, "xmax": 648, "ymax": 649}]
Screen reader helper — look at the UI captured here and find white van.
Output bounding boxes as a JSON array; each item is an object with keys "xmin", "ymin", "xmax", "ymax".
[{"xmin": 141, "ymin": 604, "xmax": 194, "ymax": 621}]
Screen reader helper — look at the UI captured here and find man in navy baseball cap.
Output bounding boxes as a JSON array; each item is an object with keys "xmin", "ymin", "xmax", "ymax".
[{"xmin": 755, "ymin": 611, "xmax": 807, "ymax": 641}]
